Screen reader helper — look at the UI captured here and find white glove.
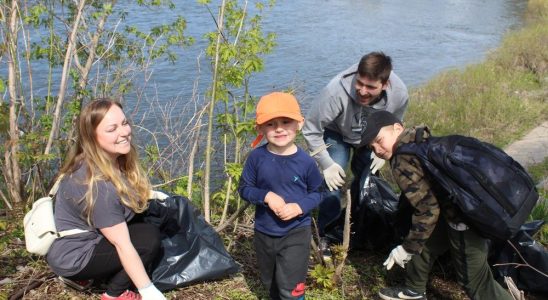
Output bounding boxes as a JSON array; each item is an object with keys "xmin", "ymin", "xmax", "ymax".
[
  {"xmin": 139, "ymin": 283, "xmax": 166, "ymax": 300},
  {"xmin": 370, "ymin": 152, "xmax": 386, "ymax": 174},
  {"xmin": 323, "ymin": 163, "xmax": 346, "ymax": 191},
  {"xmin": 383, "ymin": 245, "xmax": 413, "ymax": 270},
  {"xmin": 149, "ymin": 190, "xmax": 169, "ymax": 200}
]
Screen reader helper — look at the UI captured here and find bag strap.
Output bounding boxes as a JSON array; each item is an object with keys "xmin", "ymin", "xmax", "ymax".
[
  {"xmin": 413, "ymin": 126, "xmax": 432, "ymax": 144},
  {"xmin": 49, "ymin": 174, "xmax": 65, "ymax": 197},
  {"xmin": 58, "ymin": 228, "xmax": 89, "ymax": 237},
  {"xmin": 48, "ymin": 174, "xmax": 90, "ymax": 237}
]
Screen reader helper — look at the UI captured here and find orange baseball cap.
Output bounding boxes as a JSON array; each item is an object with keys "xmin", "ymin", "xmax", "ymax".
[
  {"xmin": 255, "ymin": 92, "xmax": 304, "ymax": 125},
  {"xmin": 251, "ymin": 92, "xmax": 304, "ymax": 148}
]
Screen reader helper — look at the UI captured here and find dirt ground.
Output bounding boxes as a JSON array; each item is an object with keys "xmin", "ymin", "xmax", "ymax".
[{"xmin": 2, "ymin": 223, "xmax": 546, "ymax": 300}]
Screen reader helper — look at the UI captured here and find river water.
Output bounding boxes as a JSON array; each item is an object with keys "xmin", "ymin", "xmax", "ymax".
[
  {"xmin": 6, "ymin": 0, "xmax": 526, "ymax": 114},
  {"xmin": 132, "ymin": 0, "xmax": 526, "ymax": 113}
]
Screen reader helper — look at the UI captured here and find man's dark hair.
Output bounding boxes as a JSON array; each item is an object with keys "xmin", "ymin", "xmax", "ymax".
[{"xmin": 357, "ymin": 51, "xmax": 392, "ymax": 84}]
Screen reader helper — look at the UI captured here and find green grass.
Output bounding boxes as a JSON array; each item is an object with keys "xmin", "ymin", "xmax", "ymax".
[
  {"xmin": 407, "ymin": 62, "xmax": 546, "ymax": 148},
  {"xmin": 526, "ymin": 157, "xmax": 548, "ymax": 245},
  {"xmin": 527, "ymin": 157, "xmax": 548, "ymax": 185}
]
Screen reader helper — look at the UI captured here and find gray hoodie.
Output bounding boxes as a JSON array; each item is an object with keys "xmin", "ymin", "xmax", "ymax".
[{"xmin": 302, "ymin": 63, "xmax": 409, "ymax": 170}]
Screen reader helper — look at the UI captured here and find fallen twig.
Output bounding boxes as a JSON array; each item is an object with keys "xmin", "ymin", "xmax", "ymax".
[{"xmin": 9, "ymin": 272, "xmax": 55, "ymax": 300}]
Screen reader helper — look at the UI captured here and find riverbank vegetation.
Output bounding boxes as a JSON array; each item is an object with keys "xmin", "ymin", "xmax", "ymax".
[{"xmin": 0, "ymin": 0, "xmax": 547, "ymax": 299}]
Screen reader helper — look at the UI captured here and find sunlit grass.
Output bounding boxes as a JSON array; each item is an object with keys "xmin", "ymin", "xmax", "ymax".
[{"xmin": 407, "ymin": 61, "xmax": 546, "ymax": 148}]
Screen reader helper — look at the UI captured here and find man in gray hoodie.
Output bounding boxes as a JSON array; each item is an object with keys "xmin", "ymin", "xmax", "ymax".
[{"xmin": 302, "ymin": 51, "xmax": 409, "ymax": 256}]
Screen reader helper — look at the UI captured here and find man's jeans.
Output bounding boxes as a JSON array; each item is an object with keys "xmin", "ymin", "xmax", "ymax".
[{"xmin": 318, "ymin": 129, "xmax": 372, "ymax": 237}]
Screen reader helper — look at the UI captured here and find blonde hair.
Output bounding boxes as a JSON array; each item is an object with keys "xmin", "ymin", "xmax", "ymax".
[{"xmin": 59, "ymin": 98, "xmax": 151, "ymax": 225}]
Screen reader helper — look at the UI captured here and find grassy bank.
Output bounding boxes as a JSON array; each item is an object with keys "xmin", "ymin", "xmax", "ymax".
[
  {"xmin": 406, "ymin": 0, "xmax": 547, "ymax": 148},
  {"xmin": 1, "ymin": 1, "xmax": 547, "ymax": 300}
]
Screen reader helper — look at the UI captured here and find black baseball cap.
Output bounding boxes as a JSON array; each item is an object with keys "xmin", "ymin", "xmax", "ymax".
[{"xmin": 359, "ymin": 110, "xmax": 402, "ymax": 147}]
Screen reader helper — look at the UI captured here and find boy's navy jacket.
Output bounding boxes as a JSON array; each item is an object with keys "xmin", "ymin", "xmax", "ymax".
[
  {"xmin": 238, "ymin": 144, "xmax": 323, "ymax": 237},
  {"xmin": 396, "ymin": 127, "xmax": 538, "ymax": 241}
]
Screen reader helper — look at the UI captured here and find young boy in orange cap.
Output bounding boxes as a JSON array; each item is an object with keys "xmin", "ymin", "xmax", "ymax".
[
  {"xmin": 239, "ymin": 92, "xmax": 323, "ymax": 300},
  {"xmin": 360, "ymin": 110, "xmax": 512, "ymax": 300}
]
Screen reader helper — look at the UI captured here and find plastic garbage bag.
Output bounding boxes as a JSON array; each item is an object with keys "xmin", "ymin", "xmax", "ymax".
[
  {"xmin": 489, "ymin": 220, "xmax": 548, "ymax": 295},
  {"xmin": 322, "ymin": 171, "xmax": 411, "ymax": 251},
  {"xmin": 144, "ymin": 195, "xmax": 240, "ymax": 291},
  {"xmin": 350, "ymin": 173, "xmax": 404, "ymax": 250}
]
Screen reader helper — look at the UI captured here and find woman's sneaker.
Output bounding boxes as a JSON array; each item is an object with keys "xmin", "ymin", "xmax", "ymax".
[
  {"xmin": 378, "ymin": 287, "xmax": 427, "ymax": 300},
  {"xmin": 100, "ymin": 290, "xmax": 142, "ymax": 300},
  {"xmin": 58, "ymin": 276, "xmax": 93, "ymax": 291}
]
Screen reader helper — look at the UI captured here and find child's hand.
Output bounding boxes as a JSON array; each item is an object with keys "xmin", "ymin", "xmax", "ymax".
[
  {"xmin": 264, "ymin": 191, "xmax": 286, "ymax": 213},
  {"xmin": 278, "ymin": 203, "xmax": 303, "ymax": 221}
]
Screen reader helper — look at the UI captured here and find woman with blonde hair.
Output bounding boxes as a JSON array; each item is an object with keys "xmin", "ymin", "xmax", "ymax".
[{"xmin": 46, "ymin": 99, "xmax": 165, "ymax": 300}]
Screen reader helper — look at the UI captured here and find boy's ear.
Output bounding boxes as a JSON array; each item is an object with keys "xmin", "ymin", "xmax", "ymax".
[
  {"xmin": 393, "ymin": 122, "xmax": 404, "ymax": 134},
  {"xmin": 298, "ymin": 120, "xmax": 305, "ymax": 130}
]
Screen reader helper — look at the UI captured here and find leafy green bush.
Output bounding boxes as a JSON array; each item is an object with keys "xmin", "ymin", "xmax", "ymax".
[{"xmin": 310, "ymin": 264, "xmax": 335, "ymax": 290}]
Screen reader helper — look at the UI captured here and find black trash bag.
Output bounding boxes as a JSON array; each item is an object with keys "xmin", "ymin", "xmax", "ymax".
[
  {"xmin": 144, "ymin": 195, "xmax": 240, "ymax": 291},
  {"xmin": 350, "ymin": 173, "xmax": 405, "ymax": 251},
  {"xmin": 322, "ymin": 172, "xmax": 411, "ymax": 252},
  {"xmin": 489, "ymin": 220, "xmax": 548, "ymax": 295}
]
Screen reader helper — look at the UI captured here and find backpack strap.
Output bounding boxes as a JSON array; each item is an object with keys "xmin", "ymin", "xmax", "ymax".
[
  {"xmin": 58, "ymin": 228, "xmax": 88, "ymax": 237},
  {"xmin": 414, "ymin": 126, "xmax": 431, "ymax": 143}
]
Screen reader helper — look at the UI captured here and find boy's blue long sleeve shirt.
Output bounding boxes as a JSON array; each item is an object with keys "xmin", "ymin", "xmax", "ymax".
[{"xmin": 238, "ymin": 145, "xmax": 323, "ymax": 236}]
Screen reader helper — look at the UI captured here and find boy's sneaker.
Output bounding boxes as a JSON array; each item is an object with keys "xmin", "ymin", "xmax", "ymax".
[
  {"xmin": 58, "ymin": 276, "xmax": 93, "ymax": 291},
  {"xmin": 100, "ymin": 290, "xmax": 142, "ymax": 300},
  {"xmin": 378, "ymin": 287, "xmax": 427, "ymax": 300},
  {"xmin": 319, "ymin": 237, "xmax": 332, "ymax": 260}
]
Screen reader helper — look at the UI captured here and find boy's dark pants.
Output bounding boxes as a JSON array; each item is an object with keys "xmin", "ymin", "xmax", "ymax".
[
  {"xmin": 405, "ymin": 217, "xmax": 512, "ymax": 300},
  {"xmin": 254, "ymin": 226, "xmax": 310, "ymax": 300}
]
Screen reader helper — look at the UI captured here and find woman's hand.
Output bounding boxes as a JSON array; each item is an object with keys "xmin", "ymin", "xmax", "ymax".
[{"xmin": 139, "ymin": 283, "xmax": 166, "ymax": 300}]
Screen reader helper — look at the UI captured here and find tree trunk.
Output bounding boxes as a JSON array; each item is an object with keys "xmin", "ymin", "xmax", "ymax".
[
  {"xmin": 203, "ymin": 0, "xmax": 227, "ymax": 222},
  {"xmin": 4, "ymin": 0, "xmax": 23, "ymax": 203},
  {"xmin": 187, "ymin": 119, "xmax": 201, "ymax": 200},
  {"xmin": 334, "ymin": 188, "xmax": 352, "ymax": 284},
  {"xmin": 43, "ymin": 0, "xmax": 87, "ymax": 155}
]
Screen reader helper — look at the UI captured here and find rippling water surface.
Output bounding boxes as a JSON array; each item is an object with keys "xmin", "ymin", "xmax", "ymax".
[{"xmin": 128, "ymin": 0, "xmax": 526, "ymax": 112}]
